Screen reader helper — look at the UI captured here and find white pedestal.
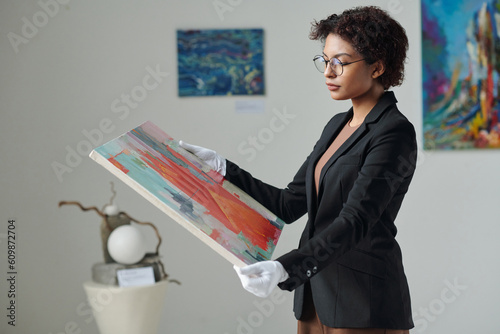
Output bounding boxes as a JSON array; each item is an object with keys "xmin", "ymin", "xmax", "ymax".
[{"xmin": 83, "ymin": 280, "xmax": 168, "ymax": 334}]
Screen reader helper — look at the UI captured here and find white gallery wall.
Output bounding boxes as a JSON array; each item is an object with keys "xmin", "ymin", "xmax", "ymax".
[{"xmin": 0, "ymin": 0, "xmax": 498, "ymax": 333}]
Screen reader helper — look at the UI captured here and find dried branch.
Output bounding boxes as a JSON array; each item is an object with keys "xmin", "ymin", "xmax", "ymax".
[
  {"xmin": 158, "ymin": 260, "xmax": 181, "ymax": 285},
  {"xmin": 102, "ymin": 181, "xmax": 117, "ymax": 211},
  {"xmin": 58, "ymin": 201, "xmax": 112, "ymax": 230},
  {"xmin": 59, "ymin": 201, "xmax": 106, "ymax": 218}
]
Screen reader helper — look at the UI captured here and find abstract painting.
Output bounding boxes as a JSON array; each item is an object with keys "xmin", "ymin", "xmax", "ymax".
[
  {"xmin": 422, "ymin": 0, "xmax": 500, "ymax": 149},
  {"xmin": 89, "ymin": 121, "xmax": 283, "ymax": 267},
  {"xmin": 177, "ymin": 29, "xmax": 265, "ymax": 97}
]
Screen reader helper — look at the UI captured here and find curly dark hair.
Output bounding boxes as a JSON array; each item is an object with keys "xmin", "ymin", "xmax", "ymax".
[{"xmin": 310, "ymin": 6, "xmax": 408, "ymax": 89}]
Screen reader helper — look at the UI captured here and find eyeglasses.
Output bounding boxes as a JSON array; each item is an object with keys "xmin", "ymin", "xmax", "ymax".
[{"xmin": 313, "ymin": 55, "xmax": 366, "ymax": 76}]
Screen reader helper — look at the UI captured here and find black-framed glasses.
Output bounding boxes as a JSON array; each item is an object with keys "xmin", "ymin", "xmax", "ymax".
[{"xmin": 313, "ymin": 55, "xmax": 366, "ymax": 76}]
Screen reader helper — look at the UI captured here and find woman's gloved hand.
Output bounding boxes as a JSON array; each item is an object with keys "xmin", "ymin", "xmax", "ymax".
[
  {"xmin": 234, "ymin": 261, "xmax": 289, "ymax": 298},
  {"xmin": 179, "ymin": 141, "xmax": 226, "ymax": 176}
]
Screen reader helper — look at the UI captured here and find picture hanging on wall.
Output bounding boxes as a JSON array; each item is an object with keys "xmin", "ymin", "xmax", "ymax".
[
  {"xmin": 421, "ymin": 0, "xmax": 500, "ymax": 149},
  {"xmin": 177, "ymin": 28, "xmax": 265, "ymax": 97}
]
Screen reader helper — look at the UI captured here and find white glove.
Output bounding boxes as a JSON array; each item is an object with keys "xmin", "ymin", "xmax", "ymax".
[
  {"xmin": 233, "ymin": 261, "xmax": 289, "ymax": 298},
  {"xmin": 179, "ymin": 141, "xmax": 226, "ymax": 176}
]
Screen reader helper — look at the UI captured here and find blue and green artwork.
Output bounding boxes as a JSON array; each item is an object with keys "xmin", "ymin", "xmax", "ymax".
[
  {"xmin": 177, "ymin": 29, "xmax": 265, "ymax": 97},
  {"xmin": 422, "ymin": 0, "xmax": 500, "ymax": 149}
]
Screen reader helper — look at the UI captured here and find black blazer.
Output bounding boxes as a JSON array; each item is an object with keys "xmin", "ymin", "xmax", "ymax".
[{"xmin": 225, "ymin": 92, "xmax": 416, "ymax": 329}]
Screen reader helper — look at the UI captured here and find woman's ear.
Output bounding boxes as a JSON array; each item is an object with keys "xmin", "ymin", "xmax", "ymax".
[{"xmin": 371, "ymin": 60, "xmax": 385, "ymax": 79}]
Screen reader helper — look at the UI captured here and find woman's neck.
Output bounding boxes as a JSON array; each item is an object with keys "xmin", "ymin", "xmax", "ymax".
[{"xmin": 349, "ymin": 86, "xmax": 385, "ymax": 127}]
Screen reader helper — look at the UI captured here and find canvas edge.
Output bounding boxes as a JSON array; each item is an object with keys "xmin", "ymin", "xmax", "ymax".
[{"xmin": 88, "ymin": 149, "xmax": 247, "ymax": 268}]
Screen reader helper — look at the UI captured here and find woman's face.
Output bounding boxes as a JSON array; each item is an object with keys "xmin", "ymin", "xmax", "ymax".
[{"xmin": 322, "ymin": 33, "xmax": 383, "ymax": 102}]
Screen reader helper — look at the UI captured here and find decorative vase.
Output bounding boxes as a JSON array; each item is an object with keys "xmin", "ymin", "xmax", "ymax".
[{"xmin": 83, "ymin": 280, "xmax": 168, "ymax": 334}]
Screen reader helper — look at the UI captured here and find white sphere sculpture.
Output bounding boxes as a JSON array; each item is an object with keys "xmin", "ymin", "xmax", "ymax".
[{"xmin": 107, "ymin": 225, "xmax": 146, "ymax": 265}]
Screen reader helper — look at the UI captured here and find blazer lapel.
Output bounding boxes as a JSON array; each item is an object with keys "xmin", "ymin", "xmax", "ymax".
[
  {"xmin": 316, "ymin": 91, "xmax": 398, "ymax": 197},
  {"xmin": 317, "ymin": 123, "xmax": 366, "ymax": 195},
  {"xmin": 303, "ymin": 92, "xmax": 398, "ymax": 238},
  {"xmin": 305, "ymin": 110, "xmax": 352, "ymax": 220}
]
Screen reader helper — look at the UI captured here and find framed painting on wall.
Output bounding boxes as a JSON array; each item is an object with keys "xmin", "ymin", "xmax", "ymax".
[
  {"xmin": 422, "ymin": 0, "xmax": 500, "ymax": 149},
  {"xmin": 177, "ymin": 28, "xmax": 265, "ymax": 97},
  {"xmin": 89, "ymin": 121, "xmax": 284, "ymax": 267}
]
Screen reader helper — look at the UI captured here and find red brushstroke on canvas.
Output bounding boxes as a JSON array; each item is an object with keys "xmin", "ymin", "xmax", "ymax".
[
  {"xmin": 210, "ymin": 228, "xmax": 221, "ymax": 242},
  {"xmin": 112, "ymin": 145, "xmax": 277, "ymax": 251},
  {"xmin": 108, "ymin": 153, "xmax": 129, "ymax": 174}
]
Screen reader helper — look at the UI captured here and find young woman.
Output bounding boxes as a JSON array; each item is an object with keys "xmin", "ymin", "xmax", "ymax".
[{"xmin": 181, "ymin": 6, "xmax": 416, "ymax": 334}]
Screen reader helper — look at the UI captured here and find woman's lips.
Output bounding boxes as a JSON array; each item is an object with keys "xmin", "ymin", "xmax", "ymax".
[{"xmin": 326, "ymin": 83, "xmax": 340, "ymax": 91}]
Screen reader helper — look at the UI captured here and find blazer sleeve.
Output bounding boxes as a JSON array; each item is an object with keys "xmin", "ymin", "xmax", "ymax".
[
  {"xmin": 277, "ymin": 117, "xmax": 417, "ymax": 291},
  {"xmin": 223, "ymin": 114, "xmax": 342, "ymax": 224},
  {"xmin": 224, "ymin": 157, "xmax": 309, "ymax": 224}
]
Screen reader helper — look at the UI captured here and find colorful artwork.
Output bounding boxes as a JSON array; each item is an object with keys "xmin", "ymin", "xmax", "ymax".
[
  {"xmin": 89, "ymin": 121, "xmax": 284, "ymax": 267},
  {"xmin": 422, "ymin": 0, "xmax": 500, "ymax": 149},
  {"xmin": 177, "ymin": 29, "xmax": 265, "ymax": 97}
]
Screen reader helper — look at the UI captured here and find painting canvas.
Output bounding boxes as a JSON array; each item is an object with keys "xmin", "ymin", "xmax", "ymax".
[
  {"xmin": 89, "ymin": 121, "xmax": 284, "ymax": 267},
  {"xmin": 177, "ymin": 28, "xmax": 265, "ymax": 97},
  {"xmin": 422, "ymin": 0, "xmax": 500, "ymax": 149}
]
